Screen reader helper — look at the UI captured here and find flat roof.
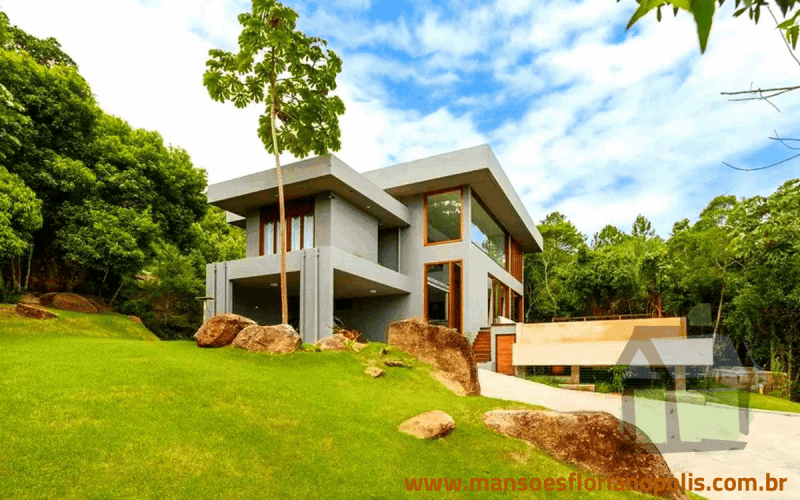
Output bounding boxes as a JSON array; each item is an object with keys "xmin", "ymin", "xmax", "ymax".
[
  {"xmin": 208, "ymin": 155, "xmax": 411, "ymax": 228},
  {"xmin": 362, "ymin": 144, "xmax": 543, "ymax": 253}
]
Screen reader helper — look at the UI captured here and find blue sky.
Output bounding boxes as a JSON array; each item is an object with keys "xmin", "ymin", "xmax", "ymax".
[{"xmin": 2, "ymin": 0, "xmax": 799, "ymax": 239}]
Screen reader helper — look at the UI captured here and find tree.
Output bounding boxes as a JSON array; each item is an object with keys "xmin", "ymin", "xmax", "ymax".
[
  {"xmin": 524, "ymin": 212, "xmax": 587, "ymax": 321},
  {"xmin": 0, "ymin": 83, "xmax": 29, "ymax": 161},
  {"xmin": 203, "ymin": 0, "xmax": 345, "ymax": 324},
  {"xmin": 592, "ymin": 224, "xmax": 627, "ymax": 248},
  {"xmin": 631, "ymin": 214, "xmax": 656, "ymax": 239},
  {"xmin": 0, "ymin": 166, "xmax": 41, "ymax": 290},
  {"xmin": 0, "ymin": 12, "xmax": 76, "ymax": 68}
]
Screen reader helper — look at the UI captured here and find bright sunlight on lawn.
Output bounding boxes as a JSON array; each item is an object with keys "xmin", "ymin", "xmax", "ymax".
[{"xmin": 0, "ymin": 306, "xmax": 674, "ymax": 500}]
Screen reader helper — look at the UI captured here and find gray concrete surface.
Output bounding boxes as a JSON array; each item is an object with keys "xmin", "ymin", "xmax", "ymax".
[{"xmin": 478, "ymin": 369, "xmax": 800, "ymax": 500}]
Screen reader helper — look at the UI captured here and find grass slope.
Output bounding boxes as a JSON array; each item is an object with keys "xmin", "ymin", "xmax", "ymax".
[{"xmin": 1, "ymin": 309, "xmax": 691, "ymax": 499}]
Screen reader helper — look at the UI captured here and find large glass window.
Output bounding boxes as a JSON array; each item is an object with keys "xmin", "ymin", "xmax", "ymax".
[
  {"xmin": 471, "ymin": 196, "xmax": 507, "ymax": 268},
  {"xmin": 425, "ymin": 261, "xmax": 462, "ymax": 332},
  {"xmin": 260, "ymin": 198, "xmax": 314, "ymax": 255},
  {"xmin": 425, "ymin": 189, "xmax": 462, "ymax": 245}
]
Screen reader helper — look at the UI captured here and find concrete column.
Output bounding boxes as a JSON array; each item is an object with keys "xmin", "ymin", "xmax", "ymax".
[
  {"xmin": 571, "ymin": 365, "xmax": 580, "ymax": 384},
  {"xmin": 300, "ymin": 249, "xmax": 319, "ymax": 343},
  {"xmin": 675, "ymin": 365, "xmax": 686, "ymax": 391},
  {"xmin": 315, "ymin": 248, "xmax": 334, "ymax": 344}
]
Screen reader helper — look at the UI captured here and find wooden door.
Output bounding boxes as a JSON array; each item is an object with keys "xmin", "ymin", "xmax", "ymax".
[{"xmin": 496, "ymin": 334, "xmax": 516, "ymax": 375}]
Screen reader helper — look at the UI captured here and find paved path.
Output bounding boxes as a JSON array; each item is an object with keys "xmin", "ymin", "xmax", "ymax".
[{"xmin": 478, "ymin": 369, "xmax": 800, "ymax": 500}]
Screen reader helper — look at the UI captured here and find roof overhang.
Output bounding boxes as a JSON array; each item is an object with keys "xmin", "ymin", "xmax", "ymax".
[
  {"xmin": 362, "ymin": 144, "xmax": 543, "ymax": 253},
  {"xmin": 208, "ymin": 155, "xmax": 411, "ymax": 228}
]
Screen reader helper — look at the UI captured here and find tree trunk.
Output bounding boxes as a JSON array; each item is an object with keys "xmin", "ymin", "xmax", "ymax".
[
  {"xmin": 712, "ymin": 285, "xmax": 725, "ymax": 343},
  {"xmin": 109, "ymin": 280, "xmax": 123, "ymax": 308},
  {"xmin": 271, "ymin": 87, "xmax": 288, "ymax": 325},
  {"xmin": 24, "ymin": 246, "xmax": 33, "ymax": 291},
  {"xmin": 98, "ymin": 268, "xmax": 110, "ymax": 299}
]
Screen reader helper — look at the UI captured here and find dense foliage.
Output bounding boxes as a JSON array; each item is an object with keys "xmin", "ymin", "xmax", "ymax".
[
  {"xmin": 0, "ymin": 12, "xmax": 244, "ymax": 338},
  {"xmin": 525, "ymin": 181, "xmax": 800, "ymax": 400}
]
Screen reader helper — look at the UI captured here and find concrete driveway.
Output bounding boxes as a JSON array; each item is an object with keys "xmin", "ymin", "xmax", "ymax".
[{"xmin": 479, "ymin": 369, "xmax": 800, "ymax": 500}]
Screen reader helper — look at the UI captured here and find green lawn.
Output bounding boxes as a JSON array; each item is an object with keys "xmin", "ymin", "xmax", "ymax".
[{"xmin": 1, "ymin": 306, "xmax": 702, "ymax": 499}]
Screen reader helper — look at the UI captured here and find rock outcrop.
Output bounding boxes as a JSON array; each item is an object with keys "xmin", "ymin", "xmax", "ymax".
[
  {"xmin": 15, "ymin": 303, "xmax": 58, "ymax": 320},
  {"xmin": 483, "ymin": 410, "xmax": 688, "ymax": 499},
  {"xmin": 387, "ymin": 318, "xmax": 480, "ymax": 396}
]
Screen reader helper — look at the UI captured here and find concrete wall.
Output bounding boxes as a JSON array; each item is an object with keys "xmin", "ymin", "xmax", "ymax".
[
  {"xmin": 230, "ymin": 283, "xmax": 293, "ymax": 326},
  {"xmin": 245, "ymin": 208, "xmax": 260, "ymax": 258},
  {"xmin": 513, "ymin": 317, "xmax": 689, "ymax": 367},
  {"xmin": 336, "ymin": 294, "xmax": 409, "ymax": 343},
  {"xmin": 330, "ymin": 195, "xmax": 378, "ymax": 262},
  {"xmin": 378, "ymin": 229, "xmax": 399, "ymax": 271}
]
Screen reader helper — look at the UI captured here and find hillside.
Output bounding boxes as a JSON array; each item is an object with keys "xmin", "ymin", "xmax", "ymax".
[{"xmin": 1, "ymin": 309, "xmax": 677, "ymax": 499}]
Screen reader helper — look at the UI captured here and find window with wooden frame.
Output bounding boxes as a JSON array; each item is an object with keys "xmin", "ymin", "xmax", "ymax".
[
  {"xmin": 424, "ymin": 187, "xmax": 463, "ymax": 245},
  {"xmin": 488, "ymin": 275, "xmax": 510, "ymax": 324},
  {"xmin": 508, "ymin": 237, "xmax": 523, "ymax": 281},
  {"xmin": 510, "ymin": 290, "xmax": 523, "ymax": 323},
  {"xmin": 424, "ymin": 261, "xmax": 462, "ymax": 333},
  {"xmin": 259, "ymin": 198, "xmax": 315, "ymax": 256}
]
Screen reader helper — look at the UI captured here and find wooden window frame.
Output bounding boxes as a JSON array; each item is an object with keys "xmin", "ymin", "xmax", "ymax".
[
  {"xmin": 423, "ymin": 186, "xmax": 464, "ymax": 247},
  {"xmin": 259, "ymin": 198, "xmax": 315, "ymax": 256},
  {"xmin": 423, "ymin": 260, "xmax": 463, "ymax": 333},
  {"xmin": 489, "ymin": 275, "xmax": 512, "ymax": 325},
  {"xmin": 508, "ymin": 237, "xmax": 523, "ymax": 282}
]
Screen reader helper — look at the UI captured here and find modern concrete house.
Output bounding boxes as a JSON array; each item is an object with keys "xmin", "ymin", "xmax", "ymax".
[{"xmin": 204, "ymin": 144, "xmax": 543, "ymax": 344}]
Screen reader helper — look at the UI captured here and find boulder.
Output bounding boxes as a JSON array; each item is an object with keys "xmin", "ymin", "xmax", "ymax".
[
  {"xmin": 38, "ymin": 293, "xmax": 99, "ymax": 313},
  {"xmin": 15, "ymin": 303, "xmax": 58, "ymax": 320},
  {"xmin": 384, "ymin": 359, "xmax": 409, "ymax": 368},
  {"xmin": 19, "ymin": 294, "xmax": 40, "ymax": 305},
  {"xmin": 232, "ymin": 324, "xmax": 302, "ymax": 353},
  {"xmin": 195, "ymin": 313, "xmax": 256, "ymax": 347},
  {"xmin": 314, "ymin": 333, "xmax": 348, "ymax": 351},
  {"xmin": 364, "ymin": 367, "xmax": 385, "ymax": 378},
  {"xmin": 387, "ymin": 318, "xmax": 480, "ymax": 396},
  {"xmin": 483, "ymin": 410, "xmax": 688, "ymax": 500},
  {"xmin": 129, "ymin": 316, "xmax": 143, "ymax": 324},
  {"xmin": 314, "ymin": 333, "xmax": 366, "ymax": 351},
  {"xmin": 399, "ymin": 410, "xmax": 456, "ymax": 439},
  {"xmin": 38, "ymin": 292, "xmax": 58, "ymax": 306}
]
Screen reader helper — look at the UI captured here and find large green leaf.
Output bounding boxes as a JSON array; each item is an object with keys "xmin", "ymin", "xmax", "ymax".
[{"xmin": 690, "ymin": 0, "xmax": 715, "ymax": 53}]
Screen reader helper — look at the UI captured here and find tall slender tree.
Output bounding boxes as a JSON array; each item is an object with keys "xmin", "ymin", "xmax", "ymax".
[{"xmin": 203, "ymin": 0, "xmax": 345, "ymax": 325}]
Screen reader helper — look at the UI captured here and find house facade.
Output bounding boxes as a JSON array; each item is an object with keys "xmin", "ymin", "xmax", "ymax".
[{"xmin": 204, "ymin": 144, "xmax": 542, "ymax": 344}]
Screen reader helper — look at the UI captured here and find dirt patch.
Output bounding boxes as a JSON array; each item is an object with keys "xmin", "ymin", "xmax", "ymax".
[
  {"xmin": 387, "ymin": 318, "xmax": 480, "ymax": 396},
  {"xmin": 484, "ymin": 410, "xmax": 687, "ymax": 499}
]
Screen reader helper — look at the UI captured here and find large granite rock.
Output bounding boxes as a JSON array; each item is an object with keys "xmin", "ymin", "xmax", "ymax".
[
  {"xmin": 15, "ymin": 303, "xmax": 58, "ymax": 320},
  {"xmin": 484, "ymin": 410, "xmax": 688, "ymax": 499},
  {"xmin": 195, "ymin": 313, "xmax": 256, "ymax": 347},
  {"xmin": 39, "ymin": 292, "xmax": 99, "ymax": 313},
  {"xmin": 398, "ymin": 410, "xmax": 455, "ymax": 439},
  {"xmin": 232, "ymin": 324, "xmax": 302, "ymax": 353},
  {"xmin": 387, "ymin": 318, "xmax": 480, "ymax": 396},
  {"xmin": 314, "ymin": 333, "xmax": 366, "ymax": 352}
]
